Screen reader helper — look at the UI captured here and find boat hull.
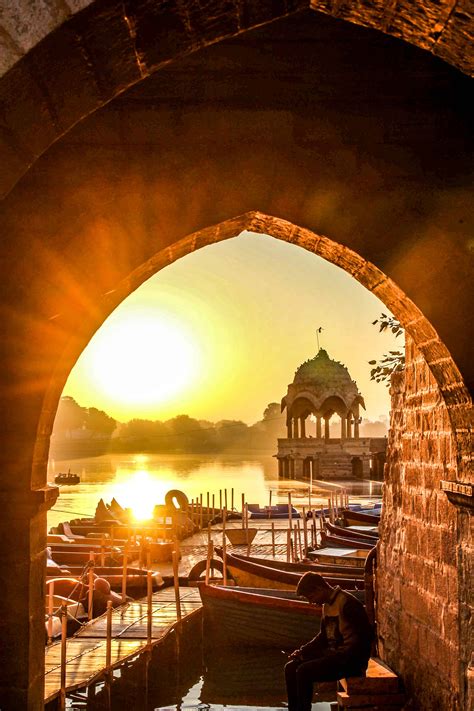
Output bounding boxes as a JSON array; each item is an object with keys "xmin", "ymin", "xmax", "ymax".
[{"xmin": 199, "ymin": 584, "xmax": 322, "ymax": 648}]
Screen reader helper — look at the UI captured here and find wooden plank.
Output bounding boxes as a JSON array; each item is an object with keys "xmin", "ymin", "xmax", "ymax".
[
  {"xmin": 337, "ymin": 690, "xmax": 406, "ymax": 707},
  {"xmin": 44, "ymin": 586, "xmax": 202, "ymax": 702},
  {"xmin": 340, "ymin": 658, "xmax": 400, "ymax": 694}
]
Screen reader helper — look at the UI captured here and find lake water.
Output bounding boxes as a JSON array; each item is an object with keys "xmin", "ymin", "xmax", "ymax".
[{"xmin": 48, "ymin": 452, "xmax": 382, "ymax": 529}]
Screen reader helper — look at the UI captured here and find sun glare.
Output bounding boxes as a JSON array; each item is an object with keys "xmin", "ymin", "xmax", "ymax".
[
  {"xmin": 83, "ymin": 311, "xmax": 199, "ymax": 409},
  {"xmin": 112, "ymin": 470, "xmax": 167, "ymax": 521}
]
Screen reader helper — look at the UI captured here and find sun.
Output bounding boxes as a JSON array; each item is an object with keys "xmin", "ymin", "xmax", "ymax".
[{"xmin": 82, "ymin": 309, "xmax": 199, "ymax": 409}]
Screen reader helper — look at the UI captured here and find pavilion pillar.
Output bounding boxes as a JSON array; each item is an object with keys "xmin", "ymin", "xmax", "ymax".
[
  {"xmin": 324, "ymin": 416, "xmax": 330, "ymax": 440},
  {"xmin": 354, "ymin": 417, "xmax": 360, "ymax": 439},
  {"xmin": 293, "ymin": 418, "xmax": 299, "ymax": 439},
  {"xmin": 341, "ymin": 416, "xmax": 346, "ymax": 440},
  {"xmin": 316, "ymin": 416, "xmax": 322, "ymax": 439},
  {"xmin": 300, "ymin": 417, "xmax": 306, "ymax": 438},
  {"xmin": 278, "ymin": 458, "xmax": 282, "ymax": 476},
  {"xmin": 287, "ymin": 420, "xmax": 293, "ymax": 438},
  {"xmin": 347, "ymin": 414, "xmax": 352, "ymax": 439}
]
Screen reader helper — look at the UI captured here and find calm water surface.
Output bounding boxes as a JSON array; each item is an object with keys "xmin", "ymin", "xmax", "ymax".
[{"xmin": 48, "ymin": 452, "xmax": 382, "ymax": 529}]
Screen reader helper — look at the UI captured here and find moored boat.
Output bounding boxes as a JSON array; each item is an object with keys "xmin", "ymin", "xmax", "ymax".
[
  {"xmin": 198, "ymin": 584, "xmax": 322, "ymax": 648},
  {"xmin": 54, "ymin": 470, "xmax": 80, "ymax": 485},
  {"xmin": 221, "ymin": 550, "xmax": 365, "ymax": 579},
  {"xmin": 222, "ymin": 549, "xmax": 365, "ymax": 591},
  {"xmin": 319, "ymin": 530, "xmax": 375, "ymax": 550}
]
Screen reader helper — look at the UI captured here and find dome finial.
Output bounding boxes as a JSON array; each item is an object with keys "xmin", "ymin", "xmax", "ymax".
[{"xmin": 316, "ymin": 325, "xmax": 324, "ymax": 352}]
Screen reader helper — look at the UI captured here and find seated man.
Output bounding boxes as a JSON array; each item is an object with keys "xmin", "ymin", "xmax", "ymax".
[{"xmin": 285, "ymin": 572, "xmax": 373, "ymax": 711}]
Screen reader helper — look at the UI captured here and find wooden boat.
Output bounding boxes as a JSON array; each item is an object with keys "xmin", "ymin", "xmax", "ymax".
[
  {"xmin": 54, "ymin": 470, "xmax": 80, "ymax": 485},
  {"xmin": 341, "ymin": 508, "xmax": 381, "ymax": 527},
  {"xmin": 248, "ymin": 503, "xmax": 300, "ymax": 519},
  {"xmin": 222, "ymin": 551, "xmax": 365, "ymax": 580},
  {"xmin": 225, "ymin": 528, "xmax": 258, "ymax": 546},
  {"xmin": 48, "ymin": 547, "xmax": 123, "ymax": 566},
  {"xmin": 325, "ymin": 521, "xmax": 378, "ymax": 541},
  {"xmin": 46, "ymin": 566, "xmax": 164, "ymax": 592},
  {"xmin": 206, "ymin": 549, "xmax": 365, "ymax": 591},
  {"xmin": 307, "ymin": 547, "xmax": 368, "ymax": 568},
  {"xmin": 198, "ymin": 584, "xmax": 322, "ymax": 648},
  {"xmin": 319, "ymin": 531, "xmax": 375, "ymax": 550}
]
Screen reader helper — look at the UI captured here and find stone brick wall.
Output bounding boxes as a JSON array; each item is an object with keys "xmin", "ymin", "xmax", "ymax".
[{"xmin": 378, "ymin": 336, "xmax": 464, "ymax": 709}]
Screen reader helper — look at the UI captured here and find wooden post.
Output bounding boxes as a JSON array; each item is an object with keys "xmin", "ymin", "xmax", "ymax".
[
  {"xmin": 222, "ymin": 509, "xmax": 228, "ymax": 586},
  {"xmin": 219, "ymin": 489, "xmax": 222, "ymax": 514},
  {"xmin": 212, "ymin": 493, "xmax": 215, "ymax": 520},
  {"xmin": 245, "ymin": 503, "xmax": 249, "ymax": 532},
  {"xmin": 205, "ymin": 539, "xmax": 214, "ymax": 585},
  {"xmin": 296, "ymin": 521, "xmax": 303, "ymax": 561},
  {"xmin": 271, "ymin": 522, "xmax": 276, "ymax": 557},
  {"xmin": 241, "ymin": 494, "xmax": 245, "ymax": 529},
  {"xmin": 302, "ymin": 507, "xmax": 308, "ymax": 554},
  {"xmin": 106, "ymin": 600, "xmax": 113, "ymax": 668},
  {"xmin": 147, "ymin": 571, "xmax": 153, "ymax": 645},
  {"xmin": 59, "ymin": 604, "xmax": 67, "ymax": 710},
  {"xmin": 88, "ymin": 552, "xmax": 95, "ymax": 620},
  {"xmin": 288, "ymin": 492, "xmax": 293, "ymax": 532},
  {"xmin": 268, "ymin": 489, "xmax": 272, "ymax": 518},
  {"xmin": 286, "ymin": 528, "xmax": 291, "ymax": 563},
  {"xmin": 172, "ymin": 544, "xmax": 182, "ymax": 621},
  {"xmin": 47, "ymin": 581, "xmax": 54, "ymax": 645},
  {"xmin": 206, "ymin": 491, "xmax": 210, "ymax": 520},
  {"xmin": 309, "ymin": 471, "xmax": 312, "ymax": 511},
  {"xmin": 146, "ymin": 542, "xmax": 151, "ymax": 571},
  {"xmin": 224, "ymin": 488, "xmax": 228, "ymax": 512},
  {"xmin": 121, "ymin": 543, "xmax": 128, "ymax": 603},
  {"xmin": 231, "ymin": 487, "xmax": 234, "ymax": 511},
  {"xmin": 199, "ymin": 493, "xmax": 203, "ymax": 530}
]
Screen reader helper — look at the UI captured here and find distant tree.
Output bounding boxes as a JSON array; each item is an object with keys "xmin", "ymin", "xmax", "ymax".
[
  {"xmin": 86, "ymin": 407, "xmax": 116, "ymax": 435},
  {"xmin": 369, "ymin": 313, "xmax": 405, "ymax": 385},
  {"xmin": 215, "ymin": 420, "xmax": 249, "ymax": 449},
  {"xmin": 263, "ymin": 402, "xmax": 281, "ymax": 421},
  {"xmin": 53, "ymin": 396, "xmax": 86, "ymax": 436}
]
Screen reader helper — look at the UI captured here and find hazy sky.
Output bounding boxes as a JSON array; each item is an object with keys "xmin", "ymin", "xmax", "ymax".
[{"xmin": 63, "ymin": 231, "xmax": 401, "ymax": 424}]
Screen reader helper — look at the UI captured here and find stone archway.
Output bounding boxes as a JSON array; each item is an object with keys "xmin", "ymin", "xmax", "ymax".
[
  {"xmin": 26, "ymin": 212, "xmax": 468, "ymax": 709},
  {"xmin": 0, "ymin": 0, "xmax": 473, "ymax": 197}
]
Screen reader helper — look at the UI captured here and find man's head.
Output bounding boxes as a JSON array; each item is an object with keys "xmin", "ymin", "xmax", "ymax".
[{"xmin": 296, "ymin": 572, "xmax": 333, "ymax": 605}]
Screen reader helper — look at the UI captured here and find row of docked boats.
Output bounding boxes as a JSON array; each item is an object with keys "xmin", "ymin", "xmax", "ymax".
[{"xmin": 194, "ymin": 504, "xmax": 380, "ymax": 648}]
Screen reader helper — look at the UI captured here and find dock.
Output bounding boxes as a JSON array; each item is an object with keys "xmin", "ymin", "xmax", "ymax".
[{"xmin": 44, "ymin": 586, "xmax": 201, "ymax": 703}]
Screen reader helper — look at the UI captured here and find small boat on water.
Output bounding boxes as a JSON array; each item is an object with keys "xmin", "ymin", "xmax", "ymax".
[
  {"xmin": 46, "ymin": 566, "xmax": 163, "ymax": 593},
  {"xmin": 341, "ymin": 508, "xmax": 381, "ymax": 527},
  {"xmin": 208, "ymin": 549, "xmax": 365, "ymax": 592},
  {"xmin": 307, "ymin": 547, "xmax": 368, "ymax": 568},
  {"xmin": 325, "ymin": 521, "xmax": 378, "ymax": 542},
  {"xmin": 319, "ymin": 530, "xmax": 375, "ymax": 550},
  {"xmin": 219, "ymin": 550, "xmax": 365, "ymax": 580},
  {"xmin": 248, "ymin": 503, "xmax": 300, "ymax": 519},
  {"xmin": 198, "ymin": 584, "xmax": 322, "ymax": 648},
  {"xmin": 54, "ymin": 469, "xmax": 80, "ymax": 485}
]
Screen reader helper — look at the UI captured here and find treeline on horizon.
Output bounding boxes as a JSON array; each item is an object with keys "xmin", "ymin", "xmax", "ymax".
[{"xmin": 52, "ymin": 397, "xmax": 286, "ymax": 454}]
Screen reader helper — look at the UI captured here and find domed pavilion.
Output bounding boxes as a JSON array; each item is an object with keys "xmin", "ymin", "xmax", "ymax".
[{"xmin": 276, "ymin": 349, "xmax": 386, "ymax": 480}]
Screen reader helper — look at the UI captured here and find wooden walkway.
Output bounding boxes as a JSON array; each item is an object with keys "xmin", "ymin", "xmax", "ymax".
[
  {"xmin": 44, "ymin": 587, "xmax": 201, "ymax": 703},
  {"xmin": 44, "ymin": 518, "xmax": 315, "ymax": 703}
]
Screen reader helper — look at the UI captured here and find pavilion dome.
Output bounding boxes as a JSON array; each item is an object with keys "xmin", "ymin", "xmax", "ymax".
[{"xmin": 293, "ymin": 349, "xmax": 359, "ymax": 395}]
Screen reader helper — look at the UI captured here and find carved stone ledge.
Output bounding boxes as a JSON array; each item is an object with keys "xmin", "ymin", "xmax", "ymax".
[{"xmin": 440, "ymin": 480, "xmax": 474, "ymax": 510}]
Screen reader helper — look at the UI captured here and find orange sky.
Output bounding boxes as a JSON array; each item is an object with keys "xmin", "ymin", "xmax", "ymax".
[{"xmin": 63, "ymin": 231, "xmax": 402, "ymax": 424}]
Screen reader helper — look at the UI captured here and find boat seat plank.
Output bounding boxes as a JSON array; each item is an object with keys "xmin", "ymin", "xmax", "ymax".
[{"xmin": 339, "ymin": 658, "xmax": 401, "ymax": 694}]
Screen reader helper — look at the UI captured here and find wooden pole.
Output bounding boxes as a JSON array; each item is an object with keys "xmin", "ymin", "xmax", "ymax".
[
  {"xmin": 47, "ymin": 581, "xmax": 54, "ymax": 644},
  {"xmin": 222, "ymin": 508, "xmax": 228, "ymax": 586},
  {"xmin": 271, "ymin": 522, "xmax": 276, "ymax": 557},
  {"xmin": 106, "ymin": 600, "xmax": 113, "ymax": 668},
  {"xmin": 121, "ymin": 543, "xmax": 128, "ymax": 603},
  {"xmin": 286, "ymin": 528, "xmax": 291, "ymax": 562},
  {"xmin": 231, "ymin": 487, "xmax": 234, "ymax": 512},
  {"xmin": 59, "ymin": 604, "xmax": 67, "ymax": 710},
  {"xmin": 212, "ymin": 493, "xmax": 215, "ymax": 520},
  {"xmin": 206, "ymin": 491, "xmax": 210, "ymax": 520},
  {"xmin": 241, "ymin": 493, "xmax": 245, "ymax": 529},
  {"xmin": 88, "ymin": 552, "xmax": 95, "ymax": 620},
  {"xmin": 268, "ymin": 489, "xmax": 272, "ymax": 518},
  {"xmin": 199, "ymin": 493, "xmax": 203, "ymax": 530},
  {"xmin": 219, "ymin": 489, "xmax": 222, "ymax": 514},
  {"xmin": 146, "ymin": 542, "xmax": 151, "ymax": 571},
  {"xmin": 205, "ymin": 538, "xmax": 213, "ymax": 585},
  {"xmin": 296, "ymin": 521, "xmax": 303, "ymax": 561},
  {"xmin": 309, "ymin": 471, "xmax": 312, "ymax": 511},
  {"xmin": 245, "ymin": 503, "xmax": 249, "ymax": 532},
  {"xmin": 172, "ymin": 544, "xmax": 182, "ymax": 620},
  {"xmin": 288, "ymin": 491, "xmax": 293, "ymax": 532},
  {"xmin": 147, "ymin": 571, "xmax": 153, "ymax": 645},
  {"xmin": 302, "ymin": 506, "xmax": 308, "ymax": 554},
  {"xmin": 224, "ymin": 488, "xmax": 228, "ymax": 512}
]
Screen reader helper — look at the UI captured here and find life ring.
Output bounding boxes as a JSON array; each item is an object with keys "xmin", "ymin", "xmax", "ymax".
[
  {"xmin": 165, "ymin": 489, "xmax": 189, "ymax": 512},
  {"xmin": 188, "ymin": 558, "xmax": 232, "ymax": 582}
]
